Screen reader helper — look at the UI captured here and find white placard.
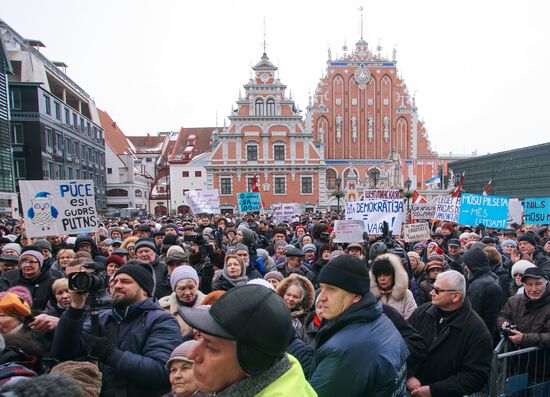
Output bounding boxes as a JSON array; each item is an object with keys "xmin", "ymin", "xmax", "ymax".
[
  {"xmin": 434, "ymin": 195, "xmax": 461, "ymax": 222},
  {"xmin": 344, "ymin": 199, "xmax": 406, "ymax": 235},
  {"xmin": 272, "ymin": 203, "xmax": 296, "ymax": 224},
  {"xmin": 19, "ymin": 180, "xmax": 98, "ymax": 238},
  {"xmin": 184, "ymin": 189, "xmax": 220, "ymax": 214},
  {"xmin": 363, "ymin": 189, "xmax": 401, "ymax": 200},
  {"xmin": 333, "ymin": 220, "xmax": 365, "ymax": 243},
  {"xmin": 411, "ymin": 203, "xmax": 436, "ymax": 220},
  {"xmin": 403, "ymin": 222, "xmax": 431, "ymax": 242}
]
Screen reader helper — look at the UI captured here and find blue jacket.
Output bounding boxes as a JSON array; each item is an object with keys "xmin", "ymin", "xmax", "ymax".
[
  {"xmin": 308, "ymin": 293, "xmax": 409, "ymax": 397},
  {"xmin": 52, "ymin": 298, "xmax": 181, "ymax": 397}
]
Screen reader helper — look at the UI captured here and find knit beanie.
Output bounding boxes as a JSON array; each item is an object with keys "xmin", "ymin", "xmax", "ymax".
[
  {"xmin": 105, "ymin": 255, "xmax": 124, "ymax": 268},
  {"xmin": 273, "ymin": 240, "xmax": 287, "ymax": 251},
  {"xmin": 318, "ymin": 254, "xmax": 370, "ymax": 296},
  {"xmin": 329, "ymin": 250, "xmax": 346, "ymax": 260},
  {"xmin": 51, "ymin": 360, "xmax": 102, "ymax": 397},
  {"xmin": 441, "ymin": 222, "xmax": 454, "ymax": 233},
  {"xmin": 263, "ymin": 271, "xmax": 284, "ymax": 283},
  {"xmin": 232, "ymin": 243, "xmax": 249, "ymax": 253},
  {"xmin": 302, "ymin": 243, "xmax": 317, "ymax": 253},
  {"xmin": 167, "ymin": 245, "xmax": 185, "ymax": 257},
  {"xmin": 239, "ymin": 228, "xmax": 256, "ymax": 245},
  {"xmin": 407, "ymin": 251, "xmax": 421, "ymax": 263},
  {"xmin": 34, "ymin": 239, "xmax": 52, "ymax": 253},
  {"xmin": 518, "ymin": 233, "xmax": 538, "ymax": 248},
  {"xmin": 166, "ymin": 223, "xmax": 178, "ymax": 232},
  {"xmin": 114, "ymin": 264, "xmax": 154, "ymax": 297},
  {"xmin": 170, "ymin": 265, "xmax": 199, "ymax": 291},
  {"xmin": 134, "ymin": 238, "xmax": 157, "ymax": 253},
  {"xmin": 162, "ymin": 234, "xmax": 179, "ymax": 246},
  {"xmin": 1, "ymin": 243, "xmax": 21, "ymax": 255},
  {"xmin": 0, "ymin": 286, "xmax": 33, "ymax": 308},
  {"xmin": 166, "ymin": 340, "xmax": 199, "ymax": 367},
  {"xmin": 511, "ymin": 260, "xmax": 536, "ymax": 277},
  {"xmin": 500, "ymin": 239, "xmax": 517, "ymax": 250},
  {"xmin": 19, "ymin": 250, "xmax": 44, "ymax": 268}
]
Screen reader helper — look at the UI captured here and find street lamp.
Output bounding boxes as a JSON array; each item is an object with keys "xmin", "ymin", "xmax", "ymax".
[
  {"xmin": 332, "ymin": 176, "xmax": 343, "ymax": 216},
  {"xmin": 403, "ymin": 178, "xmax": 412, "ymax": 223},
  {"xmin": 369, "ymin": 168, "xmax": 380, "ymax": 188}
]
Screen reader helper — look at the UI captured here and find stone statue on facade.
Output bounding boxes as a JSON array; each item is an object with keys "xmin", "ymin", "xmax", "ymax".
[
  {"xmin": 368, "ymin": 114, "xmax": 374, "ymax": 142},
  {"xmin": 383, "ymin": 115, "xmax": 390, "ymax": 142},
  {"xmin": 335, "ymin": 114, "xmax": 342, "ymax": 142},
  {"xmin": 351, "ymin": 115, "xmax": 357, "ymax": 142}
]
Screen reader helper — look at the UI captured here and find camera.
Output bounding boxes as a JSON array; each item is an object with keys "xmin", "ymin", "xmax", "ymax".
[
  {"xmin": 68, "ymin": 262, "xmax": 107, "ymax": 293},
  {"xmin": 501, "ymin": 323, "xmax": 517, "ymax": 338}
]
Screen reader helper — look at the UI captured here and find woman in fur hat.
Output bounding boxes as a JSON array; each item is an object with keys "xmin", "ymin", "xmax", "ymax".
[
  {"xmin": 370, "ymin": 253, "xmax": 417, "ymax": 320},
  {"xmin": 276, "ymin": 274, "xmax": 315, "ymax": 330}
]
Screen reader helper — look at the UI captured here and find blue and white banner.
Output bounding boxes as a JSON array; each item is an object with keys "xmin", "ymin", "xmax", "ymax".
[
  {"xmin": 524, "ymin": 198, "xmax": 550, "ymax": 224},
  {"xmin": 19, "ymin": 180, "xmax": 98, "ymax": 238},
  {"xmin": 344, "ymin": 199, "xmax": 405, "ymax": 235},
  {"xmin": 459, "ymin": 193, "xmax": 510, "ymax": 228},
  {"xmin": 425, "ymin": 174, "xmax": 441, "ymax": 185},
  {"xmin": 237, "ymin": 192, "xmax": 262, "ymax": 213}
]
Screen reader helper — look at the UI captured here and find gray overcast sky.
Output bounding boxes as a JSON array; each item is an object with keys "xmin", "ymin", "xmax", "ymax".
[{"xmin": 2, "ymin": 0, "xmax": 549, "ymax": 155}]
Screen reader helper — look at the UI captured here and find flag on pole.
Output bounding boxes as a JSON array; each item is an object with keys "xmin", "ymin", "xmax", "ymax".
[
  {"xmin": 412, "ymin": 190, "xmax": 427, "ymax": 204},
  {"xmin": 251, "ymin": 175, "xmax": 266, "ymax": 208},
  {"xmin": 452, "ymin": 172, "xmax": 465, "ymax": 198},
  {"xmin": 425, "ymin": 174, "xmax": 441, "ymax": 186},
  {"xmin": 482, "ymin": 180, "xmax": 492, "ymax": 196}
]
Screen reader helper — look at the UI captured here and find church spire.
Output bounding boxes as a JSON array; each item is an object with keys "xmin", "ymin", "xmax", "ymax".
[{"xmin": 359, "ymin": 6, "xmax": 364, "ymax": 40}]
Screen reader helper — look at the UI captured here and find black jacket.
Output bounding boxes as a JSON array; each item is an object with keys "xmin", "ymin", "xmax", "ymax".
[
  {"xmin": 0, "ymin": 267, "xmax": 58, "ymax": 311},
  {"xmin": 409, "ymin": 298, "xmax": 493, "ymax": 397}
]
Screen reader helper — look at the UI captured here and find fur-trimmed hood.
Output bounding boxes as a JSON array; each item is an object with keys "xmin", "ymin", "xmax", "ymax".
[
  {"xmin": 370, "ymin": 253, "xmax": 410, "ymax": 301},
  {"xmin": 275, "ymin": 274, "xmax": 315, "ymax": 311}
]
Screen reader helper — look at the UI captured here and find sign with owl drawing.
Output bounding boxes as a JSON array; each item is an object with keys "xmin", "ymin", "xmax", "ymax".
[{"xmin": 19, "ymin": 180, "xmax": 98, "ymax": 238}]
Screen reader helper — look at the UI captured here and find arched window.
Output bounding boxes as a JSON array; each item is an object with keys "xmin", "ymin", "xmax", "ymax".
[
  {"xmin": 326, "ymin": 169, "xmax": 337, "ymax": 190},
  {"xmin": 135, "ymin": 189, "xmax": 143, "ymax": 197},
  {"xmin": 266, "ymin": 98, "xmax": 275, "ymax": 116},
  {"xmin": 255, "ymin": 98, "xmax": 264, "ymax": 116},
  {"xmin": 107, "ymin": 189, "xmax": 128, "ymax": 197}
]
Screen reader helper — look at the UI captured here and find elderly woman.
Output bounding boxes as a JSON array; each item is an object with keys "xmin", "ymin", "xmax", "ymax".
[
  {"xmin": 510, "ymin": 260, "xmax": 537, "ymax": 296},
  {"xmin": 1, "ymin": 243, "xmax": 21, "ymax": 258},
  {"xmin": 276, "ymin": 274, "xmax": 315, "ymax": 329},
  {"xmin": 121, "ymin": 236, "xmax": 139, "ymax": 259},
  {"xmin": 407, "ymin": 251, "xmax": 426, "ymax": 284},
  {"xmin": 159, "ymin": 265, "xmax": 204, "ymax": 335},
  {"xmin": 0, "ymin": 286, "xmax": 33, "ymax": 335},
  {"xmin": 211, "ymin": 255, "xmax": 248, "ymax": 292},
  {"xmin": 55, "ymin": 249, "xmax": 75, "ymax": 275},
  {"xmin": 163, "ymin": 340, "xmax": 207, "ymax": 397},
  {"xmin": 46, "ymin": 278, "xmax": 71, "ymax": 318},
  {"xmin": 370, "ymin": 253, "xmax": 417, "ymax": 320},
  {"xmin": 272, "ymin": 240, "xmax": 287, "ymax": 266}
]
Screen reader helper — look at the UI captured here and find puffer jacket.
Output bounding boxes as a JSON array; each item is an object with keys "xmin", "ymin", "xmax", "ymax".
[
  {"xmin": 52, "ymin": 298, "xmax": 181, "ymax": 397},
  {"xmin": 409, "ymin": 298, "xmax": 493, "ymax": 397},
  {"xmin": 308, "ymin": 293, "xmax": 409, "ymax": 397},
  {"xmin": 370, "ymin": 253, "xmax": 417, "ymax": 319}
]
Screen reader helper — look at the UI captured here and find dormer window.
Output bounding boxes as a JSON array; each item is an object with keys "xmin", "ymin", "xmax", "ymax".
[{"xmin": 255, "ymin": 98, "xmax": 264, "ymax": 116}]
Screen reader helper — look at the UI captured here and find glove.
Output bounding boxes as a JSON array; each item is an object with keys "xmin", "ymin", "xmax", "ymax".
[{"xmin": 87, "ymin": 334, "xmax": 115, "ymax": 361}]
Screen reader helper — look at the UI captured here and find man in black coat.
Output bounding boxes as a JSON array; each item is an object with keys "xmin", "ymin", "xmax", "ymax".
[
  {"xmin": 408, "ymin": 270, "xmax": 493, "ymax": 397},
  {"xmin": 463, "ymin": 245, "xmax": 504, "ymax": 339},
  {"xmin": 134, "ymin": 239, "xmax": 171, "ymax": 299}
]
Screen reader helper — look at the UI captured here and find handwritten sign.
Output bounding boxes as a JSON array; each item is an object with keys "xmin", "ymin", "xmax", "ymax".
[
  {"xmin": 185, "ymin": 189, "xmax": 220, "ymax": 214},
  {"xmin": 524, "ymin": 198, "xmax": 550, "ymax": 224},
  {"xmin": 363, "ymin": 189, "xmax": 401, "ymax": 200},
  {"xmin": 344, "ymin": 199, "xmax": 406, "ymax": 235},
  {"xmin": 403, "ymin": 223, "xmax": 431, "ymax": 243},
  {"xmin": 333, "ymin": 220, "xmax": 365, "ymax": 243},
  {"xmin": 19, "ymin": 180, "xmax": 98, "ymax": 238},
  {"xmin": 459, "ymin": 193, "xmax": 510, "ymax": 228},
  {"xmin": 237, "ymin": 192, "xmax": 262, "ymax": 213},
  {"xmin": 272, "ymin": 203, "xmax": 296, "ymax": 224},
  {"xmin": 411, "ymin": 203, "xmax": 436, "ymax": 220},
  {"xmin": 434, "ymin": 195, "xmax": 461, "ymax": 222}
]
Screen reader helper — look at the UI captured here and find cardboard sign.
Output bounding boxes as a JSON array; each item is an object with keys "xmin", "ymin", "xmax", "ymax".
[
  {"xmin": 508, "ymin": 198, "xmax": 523, "ymax": 226},
  {"xmin": 19, "ymin": 180, "xmax": 98, "ymax": 238},
  {"xmin": 272, "ymin": 203, "xmax": 296, "ymax": 224},
  {"xmin": 459, "ymin": 193, "xmax": 510, "ymax": 228},
  {"xmin": 333, "ymin": 220, "xmax": 365, "ymax": 243},
  {"xmin": 403, "ymin": 222, "xmax": 431, "ymax": 242},
  {"xmin": 185, "ymin": 189, "xmax": 220, "ymax": 214},
  {"xmin": 411, "ymin": 203, "xmax": 436, "ymax": 220},
  {"xmin": 524, "ymin": 198, "xmax": 550, "ymax": 223},
  {"xmin": 344, "ymin": 199, "xmax": 406, "ymax": 235},
  {"xmin": 237, "ymin": 192, "xmax": 262, "ymax": 213},
  {"xmin": 434, "ymin": 195, "xmax": 461, "ymax": 222},
  {"xmin": 363, "ymin": 189, "xmax": 401, "ymax": 200}
]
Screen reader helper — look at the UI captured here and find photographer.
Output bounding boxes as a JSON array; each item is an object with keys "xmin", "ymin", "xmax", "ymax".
[{"xmin": 52, "ymin": 263, "xmax": 181, "ymax": 397}]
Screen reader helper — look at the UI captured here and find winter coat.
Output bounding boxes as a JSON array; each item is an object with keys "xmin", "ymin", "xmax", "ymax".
[
  {"xmin": 370, "ymin": 253, "xmax": 417, "ymax": 319},
  {"xmin": 158, "ymin": 290, "xmax": 205, "ymax": 335},
  {"xmin": 497, "ymin": 284, "xmax": 550, "ymax": 379},
  {"xmin": 0, "ymin": 267, "xmax": 58, "ymax": 311},
  {"xmin": 276, "ymin": 275, "xmax": 316, "ymax": 327},
  {"xmin": 418, "ymin": 277, "xmax": 435, "ymax": 303},
  {"xmin": 52, "ymin": 298, "xmax": 181, "ymax": 397},
  {"xmin": 308, "ymin": 293, "xmax": 409, "ymax": 397},
  {"xmin": 256, "ymin": 355, "xmax": 317, "ymax": 397},
  {"xmin": 298, "ymin": 311, "xmax": 322, "ymax": 349},
  {"xmin": 211, "ymin": 273, "xmax": 248, "ymax": 292},
  {"xmin": 408, "ymin": 298, "xmax": 493, "ymax": 397},
  {"xmin": 464, "ymin": 248, "xmax": 504, "ymax": 338},
  {"xmin": 150, "ymin": 257, "xmax": 172, "ymax": 300}
]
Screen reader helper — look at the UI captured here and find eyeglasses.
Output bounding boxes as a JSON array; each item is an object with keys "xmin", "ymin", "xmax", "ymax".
[
  {"xmin": 20, "ymin": 260, "xmax": 39, "ymax": 266},
  {"xmin": 432, "ymin": 286, "xmax": 459, "ymax": 295}
]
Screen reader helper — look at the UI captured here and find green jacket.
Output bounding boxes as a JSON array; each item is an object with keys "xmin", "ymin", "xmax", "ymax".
[{"xmin": 257, "ymin": 355, "xmax": 317, "ymax": 397}]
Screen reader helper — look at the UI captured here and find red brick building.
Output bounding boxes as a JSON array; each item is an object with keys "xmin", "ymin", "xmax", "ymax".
[
  {"xmin": 206, "ymin": 52, "xmax": 325, "ymax": 212},
  {"xmin": 308, "ymin": 37, "xmax": 438, "ymax": 209}
]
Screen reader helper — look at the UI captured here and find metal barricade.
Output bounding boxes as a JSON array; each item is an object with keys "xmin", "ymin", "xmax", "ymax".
[{"xmin": 487, "ymin": 336, "xmax": 550, "ymax": 397}]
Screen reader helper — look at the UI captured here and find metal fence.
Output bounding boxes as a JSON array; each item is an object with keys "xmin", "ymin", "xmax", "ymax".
[{"xmin": 486, "ymin": 336, "xmax": 550, "ymax": 397}]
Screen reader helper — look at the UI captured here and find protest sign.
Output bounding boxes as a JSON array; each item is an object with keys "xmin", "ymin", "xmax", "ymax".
[
  {"xmin": 184, "ymin": 189, "xmax": 220, "ymax": 214},
  {"xmin": 508, "ymin": 198, "xmax": 523, "ymax": 226},
  {"xmin": 272, "ymin": 203, "xmax": 296, "ymax": 224},
  {"xmin": 411, "ymin": 203, "xmax": 436, "ymax": 220},
  {"xmin": 363, "ymin": 189, "xmax": 400, "ymax": 200},
  {"xmin": 524, "ymin": 198, "xmax": 550, "ymax": 223},
  {"xmin": 19, "ymin": 180, "xmax": 98, "ymax": 238},
  {"xmin": 434, "ymin": 195, "xmax": 461, "ymax": 222},
  {"xmin": 333, "ymin": 220, "xmax": 365, "ymax": 243},
  {"xmin": 459, "ymin": 193, "xmax": 510, "ymax": 228},
  {"xmin": 237, "ymin": 192, "xmax": 262, "ymax": 213},
  {"xmin": 344, "ymin": 199, "xmax": 405, "ymax": 235},
  {"xmin": 403, "ymin": 222, "xmax": 431, "ymax": 242}
]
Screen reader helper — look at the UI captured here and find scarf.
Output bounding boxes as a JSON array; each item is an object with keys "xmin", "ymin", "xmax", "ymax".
[
  {"xmin": 216, "ymin": 355, "xmax": 292, "ymax": 397},
  {"xmin": 177, "ymin": 294, "xmax": 198, "ymax": 307},
  {"xmin": 222, "ymin": 266, "xmax": 248, "ymax": 288}
]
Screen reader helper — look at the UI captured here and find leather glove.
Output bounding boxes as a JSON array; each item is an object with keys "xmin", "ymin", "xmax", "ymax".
[{"xmin": 87, "ymin": 334, "xmax": 115, "ymax": 361}]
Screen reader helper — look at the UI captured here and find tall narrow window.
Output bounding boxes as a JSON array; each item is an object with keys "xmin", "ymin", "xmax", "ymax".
[
  {"xmin": 246, "ymin": 145, "xmax": 258, "ymax": 161},
  {"xmin": 44, "ymin": 94, "xmax": 51, "ymax": 115},
  {"xmin": 301, "ymin": 177, "xmax": 313, "ymax": 194},
  {"xmin": 14, "ymin": 159, "xmax": 26, "ymax": 178},
  {"xmin": 255, "ymin": 99, "xmax": 264, "ymax": 116},
  {"xmin": 220, "ymin": 177, "xmax": 232, "ymax": 195},
  {"xmin": 274, "ymin": 177, "xmax": 286, "ymax": 194},
  {"xmin": 266, "ymin": 98, "xmax": 275, "ymax": 116},
  {"xmin": 11, "ymin": 124, "xmax": 24, "ymax": 144},
  {"xmin": 9, "ymin": 88, "xmax": 21, "ymax": 110},
  {"xmin": 274, "ymin": 145, "xmax": 285, "ymax": 161}
]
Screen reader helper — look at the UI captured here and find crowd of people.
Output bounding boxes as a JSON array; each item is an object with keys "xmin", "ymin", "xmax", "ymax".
[{"xmin": 0, "ymin": 212, "xmax": 548, "ymax": 396}]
